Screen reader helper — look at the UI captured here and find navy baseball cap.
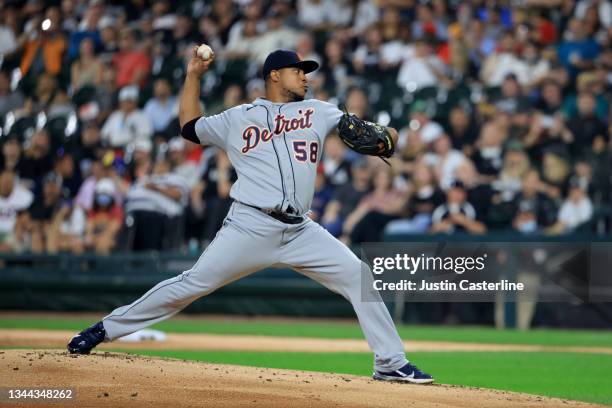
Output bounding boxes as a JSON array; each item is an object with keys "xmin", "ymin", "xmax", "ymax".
[{"xmin": 262, "ymin": 50, "xmax": 319, "ymax": 79}]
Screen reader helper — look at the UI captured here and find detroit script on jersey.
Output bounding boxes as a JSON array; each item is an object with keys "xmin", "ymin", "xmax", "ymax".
[
  {"xmin": 241, "ymin": 108, "xmax": 315, "ymax": 154},
  {"xmin": 194, "ymin": 98, "xmax": 343, "ymax": 215}
]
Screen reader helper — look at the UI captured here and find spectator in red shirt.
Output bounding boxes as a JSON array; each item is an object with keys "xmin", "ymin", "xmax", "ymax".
[
  {"xmin": 534, "ymin": 11, "xmax": 557, "ymax": 46},
  {"xmin": 112, "ymin": 28, "xmax": 151, "ymax": 89}
]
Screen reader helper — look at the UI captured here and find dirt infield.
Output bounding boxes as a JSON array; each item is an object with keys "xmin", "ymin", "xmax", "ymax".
[
  {"xmin": 1, "ymin": 349, "xmax": 604, "ymax": 408},
  {"xmin": 2, "ymin": 329, "xmax": 612, "ymax": 354}
]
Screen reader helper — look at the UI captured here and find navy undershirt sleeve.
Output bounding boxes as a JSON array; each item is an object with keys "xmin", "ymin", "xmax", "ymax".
[{"xmin": 180, "ymin": 117, "xmax": 200, "ymax": 144}]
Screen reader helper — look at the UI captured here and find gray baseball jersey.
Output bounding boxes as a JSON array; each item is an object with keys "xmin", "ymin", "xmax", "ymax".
[
  {"xmin": 101, "ymin": 97, "xmax": 409, "ymax": 373},
  {"xmin": 194, "ymin": 97, "xmax": 343, "ymax": 215}
]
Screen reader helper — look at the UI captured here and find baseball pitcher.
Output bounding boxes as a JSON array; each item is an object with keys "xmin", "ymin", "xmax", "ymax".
[{"xmin": 67, "ymin": 48, "xmax": 433, "ymax": 384}]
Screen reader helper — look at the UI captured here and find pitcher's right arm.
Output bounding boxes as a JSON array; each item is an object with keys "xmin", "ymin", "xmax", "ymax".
[{"xmin": 179, "ymin": 46, "xmax": 215, "ymax": 142}]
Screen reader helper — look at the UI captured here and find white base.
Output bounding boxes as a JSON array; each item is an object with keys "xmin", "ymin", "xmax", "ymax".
[{"xmin": 117, "ymin": 329, "xmax": 167, "ymax": 343}]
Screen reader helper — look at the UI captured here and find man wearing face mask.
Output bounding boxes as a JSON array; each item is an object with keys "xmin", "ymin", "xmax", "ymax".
[
  {"xmin": 83, "ymin": 178, "xmax": 123, "ymax": 254},
  {"xmin": 511, "ymin": 170, "xmax": 557, "ymax": 234},
  {"xmin": 430, "ymin": 181, "xmax": 487, "ymax": 235},
  {"xmin": 472, "ymin": 121, "xmax": 505, "ymax": 179}
]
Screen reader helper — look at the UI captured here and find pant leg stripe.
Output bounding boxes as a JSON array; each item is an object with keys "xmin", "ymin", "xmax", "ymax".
[{"xmin": 104, "ymin": 210, "xmax": 231, "ymax": 320}]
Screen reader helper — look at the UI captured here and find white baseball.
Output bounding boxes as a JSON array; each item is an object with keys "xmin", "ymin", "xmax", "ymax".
[{"xmin": 197, "ymin": 44, "xmax": 213, "ymax": 61}]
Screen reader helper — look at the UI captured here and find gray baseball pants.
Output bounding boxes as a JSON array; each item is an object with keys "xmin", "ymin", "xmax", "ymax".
[{"xmin": 102, "ymin": 201, "xmax": 408, "ymax": 371}]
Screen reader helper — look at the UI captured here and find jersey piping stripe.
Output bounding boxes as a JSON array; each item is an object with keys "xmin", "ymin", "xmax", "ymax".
[
  {"xmin": 103, "ymin": 208, "xmax": 231, "ymax": 321},
  {"xmin": 256, "ymin": 104, "xmax": 286, "ymax": 212},
  {"xmin": 279, "ymin": 104, "xmax": 298, "ymax": 211}
]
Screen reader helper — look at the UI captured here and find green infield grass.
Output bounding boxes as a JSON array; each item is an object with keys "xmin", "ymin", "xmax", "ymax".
[{"xmin": 1, "ymin": 316, "xmax": 611, "ymax": 348}]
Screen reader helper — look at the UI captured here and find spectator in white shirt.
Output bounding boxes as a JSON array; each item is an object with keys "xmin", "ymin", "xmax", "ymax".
[
  {"xmin": 380, "ymin": 24, "xmax": 415, "ymax": 69},
  {"xmin": 522, "ymin": 41, "xmax": 551, "ymax": 89},
  {"xmin": 547, "ymin": 180, "xmax": 593, "ymax": 234},
  {"xmin": 227, "ymin": 1, "xmax": 265, "ymax": 43},
  {"xmin": 352, "ymin": 0, "xmax": 380, "ymax": 35},
  {"xmin": 144, "ymin": 78, "xmax": 177, "ymax": 134},
  {"xmin": 168, "ymin": 137, "xmax": 199, "ymax": 189},
  {"xmin": 297, "ymin": 0, "xmax": 355, "ymax": 30},
  {"xmin": 424, "ymin": 134, "xmax": 467, "ymax": 191},
  {"xmin": 397, "ymin": 38, "xmax": 448, "ymax": 90},
  {"xmin": 296, "ymin": 32, "xmax": 321, "ymax": 65},
  {"xmin": 0, "ymin": 9, "xmax": 17, "ymax": 57},
  {"xmin": 297, "ymin": 0, "xmax": 328, "ymax": 29},
  {"xmin": 0, "ymin": 170, "xmax": 33, "ymax": 252},
  {"xmin": 480, "ymin": 31, "xmax": 529, "ymax": 86},
  {"xmin": 398, "ymin": 101, "xmax": 445, "ymax": 148},
  {"xmin": 251, "ymin": 11, "xmax": 299, "ymax": 65},
  {"xmin": 225, "ymin": 18, "xmax": 261, "ymax": 60},
  {"xmin": 101, "ymin": 86, "xmax": 153, "ymax": 148},
  {"xmin": 325, "ymin": 0, "xmax": 353, "ymax": 28},
  {"xmin": 574, "ymin": 0, "xmax": 611, "ymax": 28}
]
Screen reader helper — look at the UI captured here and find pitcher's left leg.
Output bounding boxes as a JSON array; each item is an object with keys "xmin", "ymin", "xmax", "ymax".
[{"xmin": 281, "ymin": 220, "xmax": 406, "ymax": 372}]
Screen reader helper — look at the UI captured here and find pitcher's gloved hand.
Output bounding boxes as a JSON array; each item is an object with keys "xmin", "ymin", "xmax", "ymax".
[{"xmin": 337, "ymin": 113, "xmax": 395, "ymax": 159}]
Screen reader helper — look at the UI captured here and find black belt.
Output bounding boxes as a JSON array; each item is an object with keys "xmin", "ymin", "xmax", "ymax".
[{"xmin": 238, "ymin": 202, "xmax": 304, "ymax": 225}]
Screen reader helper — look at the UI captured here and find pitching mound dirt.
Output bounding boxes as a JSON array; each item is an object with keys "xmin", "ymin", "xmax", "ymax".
[{"xmin": 0, "ymin": 350, "xmax": 603, "ymax": 408}]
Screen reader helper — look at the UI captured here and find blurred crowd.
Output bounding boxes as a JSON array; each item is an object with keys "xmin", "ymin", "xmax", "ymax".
[{"xmin": 0, "ymin": 0, "xmax": 610, "ymax": 255}]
